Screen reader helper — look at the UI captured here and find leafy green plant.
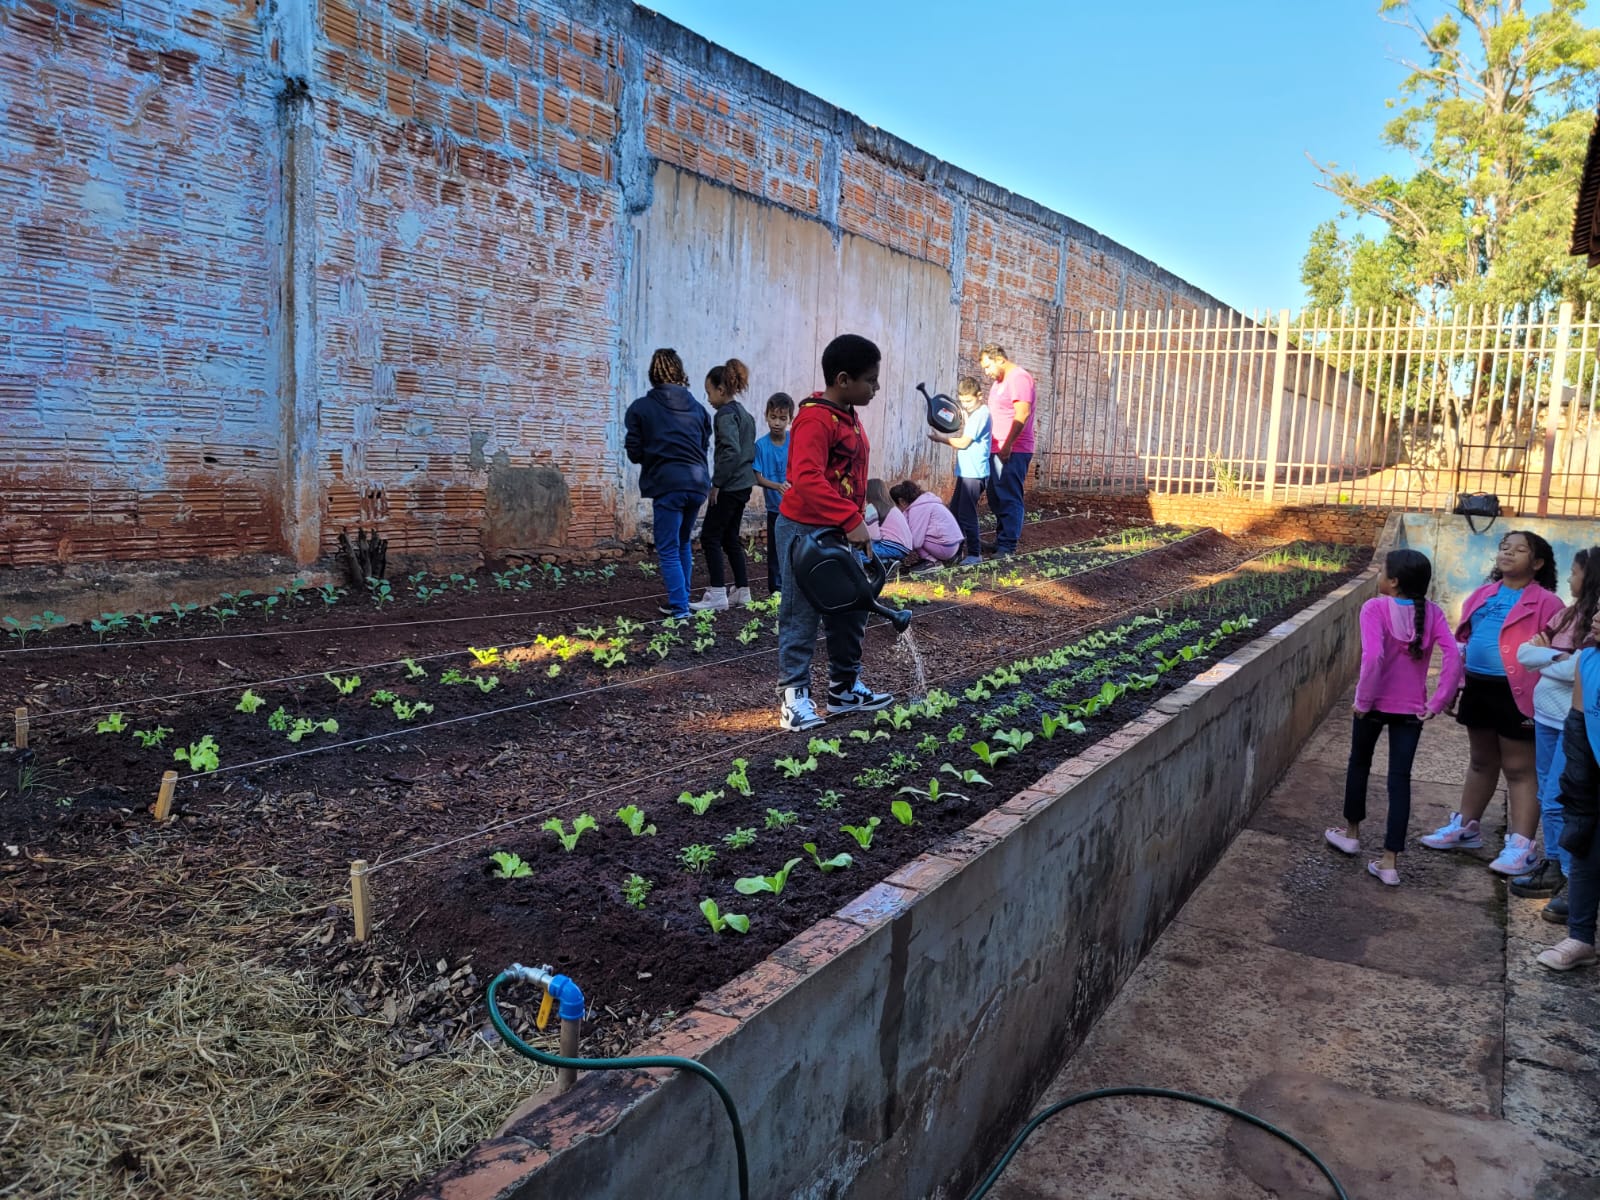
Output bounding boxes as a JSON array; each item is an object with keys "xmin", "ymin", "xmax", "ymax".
[
  {"xmin": 692, "ymin": 633, "xmax": 716, "ymax": 654},
  {"xmin": 622, "ymin": 873, "xmax": 653, "ymax": 909},
  {"xmin": 946, "ymin": 724, "xmax": 967, "ymax": 744},
  {"xmin": 890, "ymin": 799, "xmax": 916, "ymax": 826},
  {"xmin": 132, "ymin": 612, "xmax": 163, "ymax": 636},
  {"xmin": 267, "ymin": 707, "xmax": 289, "ymax": 732},
  {"xmin": 993, "ymin": 728, "xmax": 1035, "ymax": 753},
  {"xmin": 89, "ymin": 612, "xmax": 129, "ymax": 642},
  {"xmin": 575, "ymin": 623, "xmax": 607, "ymax": 640},
  {"xmin": 131, "ymin": 726, "xmax": 172, "ymax": 748},
  {"xmin": 898, "ymin": 777, "xmax": 967, "ymax": 804},
  {"xmin": 679, "ymin": 844, "xmax": 718, "ymax": 874},
  {"xmin": 468, "ymin": 646, "xmax": 500, "ymax": 666},
  {"xmin": 467, "ymin": 674, "xmax": 500, "ymax": 693},
  {"xmin": 734, "ymin": 857, "xmax": 803, "ymax": 896},
  {"xmin": 546, "ymin": 664, "xmax": 562, "ymax": 677},
  {"xmin": 616, "ymin": 805, "xmax": 656, "ymax": 836},
  {"xmin": 391, "ymin": 699, "xmax": 434, "ymax": 721},
  {"xmin": 963, "ymin": 681, "xmax": 994, "ymax": 702},
  {"xmin": 317, "ymin": 585, "xmax": 344, "ymax": 608},
  {"xmin": 400, "ymin": 657, "xmax": 428, "ymax": 679},
  {"xmin": 286, "ymin": 717, "xmax": 338, "ymax": 743},
  {"xmin": 853, "ymin": 766, "xmax": 898, "ymax": 789},
  {"xmin": 370, "ymin": 689, "xmax": 399, "ymax": 706},
  {"xmin": 236, "ymin": 690, "xmax": 267, "ymax": 714},
  {"xmin": 874, "ymin": 706, "xmax": 914, "ymax": 731},
  {"xmin": 886, "ymin": 750, "xmax": 919, "ymax": 771},
  {"xmin": 815, "ymin": 789, "xmax": 844, "ymax": 810},
  {"xmin": 807, "ymin": 736, "xmax": 846, "ymax": 759},
  {"xmin": 970, "ymin": 741, "xmax": 1015, "ymax": 767},
  {"xmin": 366, "ymin": 576, "xmax": 393, "ymax": 607},
  {"xmin": 542, "ymin": 813, "xmax": 597, "ymax": 852},
  {"xmin": 774, "ymin": 754, "xmax": 818, "ymax": 779},
  {"xmin": 1040, "ymin": 712, "xmax": 1086, "ymax": 739},
  {"xmin": 849, "ymin": 728, "xmax": 889, "ymax": 744},
  {"xmin": 638, "ymin": 561, "xmax": 658, "ymax": 576},
  {"xmin": 324, "ymin": 673, "xmax": 362, "ymax": 696},
  {"xmin": 840, "ymin": 817, "xmax": 881, "ymax": 849},
  {"xmin": 440, "ymin": 667, "xmax": 469, "ymax": 685},
  {"xmin": 723, "ymin": 826, "xmax": 758, "ymax": 850},
  {"xmin": 490, "ymin": 851, "xmax": 532, "ymax": 880},
  {"xmin": 174, "ymin": 735, "xmax": 221, "ymax": 773},
  {"xmin": 764, "ymin": 808, "xmax": 799, "ymax": 830},
  {"xmin": 699, "ymin": 898, "xmax": 749, "ymax": 934},
  {"xmin": 802, "ymin": 842, "xmax": 853, "ymax": 872},
  {"xmin": 95, "ymin": 712, "xmax": 127, "ymax": 735},
  {"xmin": 677, "ymin": 788, "xmax": 722, "ymax": 816},
  {"xmin": 2, "ymin": 611, "xmax": 66, "ymax": 647},
  {"xmin": 204, "ymin": 603, "xmax": 237, "ymax": 630},
  {"xmin": 916, "ymin": 733, "xmax": 941, "ymax": 755},
  {"xmin": 736, "ymin": 618, "xmax": 763, "ymax": 645},
  {"xmin": 592, "ymin": 644, "xmax": 628, "ymax": 669},
  {"xmin": 726, "ymin": 758, "xmax": 752, "ymax": 797}
]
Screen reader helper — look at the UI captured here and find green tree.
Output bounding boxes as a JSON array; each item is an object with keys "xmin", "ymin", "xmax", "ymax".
[{"xmin": 1304, "ymin": 0, "xmax": 1600, "ymax": 314}]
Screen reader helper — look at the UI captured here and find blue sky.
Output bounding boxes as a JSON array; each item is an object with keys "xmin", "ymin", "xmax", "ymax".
[{"xmin": 638, "ymin": 0, "xmax": 1416, "ymax": 312}]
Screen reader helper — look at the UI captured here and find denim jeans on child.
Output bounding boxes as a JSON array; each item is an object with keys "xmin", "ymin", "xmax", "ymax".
[
  {"xmin": 775, "ymin": 514, "xmax": 867, "ymax": 693},
  {"xmin": 985, "ymin": 451, "xmax": 1031, "ymax": 553},
  {"xmin": 765, "ymin": 511, "xmax": 782, "ymax": 595},
  {"xmin": 950, "ymin": 476, "xmax": 984, "ymax": 556},
  {"xmin": 651, "ymin": 490, "xmax": 702, "ymax": 616},
  {"xmin": 1535, "ymin": 720, "xmax": 1571, "ymax": 876},
  {"xmin": 1343, "ymin": 711, "xmax": 1424, "ymax": 854}
]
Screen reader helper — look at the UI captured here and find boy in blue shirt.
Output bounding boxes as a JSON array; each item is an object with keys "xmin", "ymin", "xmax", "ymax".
[
  {"xmin": 927, "ymin": 376, "xmax": 990, "ymax": 565},
  {"xmin": 753, "ymin": 392, "xmax": 794, "ymax": 596}
]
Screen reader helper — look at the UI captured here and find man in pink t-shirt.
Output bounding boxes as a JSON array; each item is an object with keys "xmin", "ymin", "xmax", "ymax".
[{"xmin": 979, "ymin": 343, "xmax": 1036, "ymax": 555}]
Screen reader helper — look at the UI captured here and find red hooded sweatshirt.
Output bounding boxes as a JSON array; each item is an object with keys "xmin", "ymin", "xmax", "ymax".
[{"xmin": 778, "ymin": 393, "xmax": 870, "ymax": 533}]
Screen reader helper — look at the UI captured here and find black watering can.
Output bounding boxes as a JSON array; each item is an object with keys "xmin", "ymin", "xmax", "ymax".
[
  {"xmin": 918, "ymin": 382, "xmax": 962, "ymax": 435},
  {"xmin": 791, "ymin": 528, "xmax": 913, "ymax": 633}
]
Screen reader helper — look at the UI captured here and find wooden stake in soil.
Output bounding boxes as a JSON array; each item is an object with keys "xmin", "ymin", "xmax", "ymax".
[
  {"xmin": 153, "ymin": 770, "xmax": 177, "ymax": 821},
  {"xmin": 557, "ymin": 1015, "xmax": 581, "ymax": 1093},
  {"xmin": 13, "ymin": 707, "xmax": 26, "ymax": 750},
  {"xmin": 350, "ymin": 859, "xmax": 371, "ymax": 942}
]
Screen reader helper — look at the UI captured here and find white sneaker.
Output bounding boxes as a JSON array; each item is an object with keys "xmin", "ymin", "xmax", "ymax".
[
  {"xmin": 729, "ymin": 586, "xmax": 754, "ymax": 606},
  {"xmin": 1537, "ymin": 938, "xmax": 1598, "ymax": 971},
  {"xmin": 779, "ymin": 686, "xmax": 826, "ymax": 732},
  {"xmin": 1488, "ymin": 833, "xmax": 1541, "ymax": 876},
  {"xmin": 690, "ymin": 587, "xmax": 728, "ymax": 612},
  {"xmin": 1420, "ymin": 813, "xmax": 1483, "ymax": 850}
]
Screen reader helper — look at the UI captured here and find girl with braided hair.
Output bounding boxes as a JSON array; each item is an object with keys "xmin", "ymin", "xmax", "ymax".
[{"xmin": 1325, "ymin": 549, "xmax": 1462, "ymax": 885}]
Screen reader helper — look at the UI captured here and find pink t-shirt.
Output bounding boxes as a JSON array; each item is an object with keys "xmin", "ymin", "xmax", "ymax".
[{"xmin": 988, "ymin": 365, "xmax": 1036, "ymax": 454}]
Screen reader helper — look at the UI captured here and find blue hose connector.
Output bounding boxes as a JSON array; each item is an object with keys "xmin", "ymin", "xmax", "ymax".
[{"xmin": 549, "ymin": 974, "xmax": 585, "ymax": 1021}]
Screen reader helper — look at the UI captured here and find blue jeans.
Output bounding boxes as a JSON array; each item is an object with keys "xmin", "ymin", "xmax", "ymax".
[
  {"xmin": 1343, "ymin": 712, "xmax": 1424, "ymax": 854},
  {"xmin": 775, "ymin": 515, "xmax": 868, "ymax": 693},
  {"xmin": 1535, "ymin": 721, "xmax": 1571, "ymax": 875},
  {"xmin": 651, "ymin": 490, "xmax": 703, "ymax": 616},
  {"xmin": 950, "ymin": 476, "xmax": 984, "ymax": 555},
  {"xmin": 985, "ymin": 451, "xmax": 1031, "ymax": 553}
]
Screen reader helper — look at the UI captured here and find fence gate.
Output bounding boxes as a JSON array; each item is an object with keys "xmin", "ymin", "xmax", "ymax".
[{"xmin": 1037, "ymin": 301, "xmax": 1600, "ymax": 518}]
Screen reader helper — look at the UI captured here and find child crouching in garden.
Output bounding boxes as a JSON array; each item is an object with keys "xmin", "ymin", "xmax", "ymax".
[{"xmin": 1325, "ymin": 549, "xmax": 1461, "ymax": 885}]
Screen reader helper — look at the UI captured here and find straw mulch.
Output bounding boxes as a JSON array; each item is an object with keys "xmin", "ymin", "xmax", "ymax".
[{"xmin": 0, "ymin": 849, "xmax": 555, "ymax": 1200}]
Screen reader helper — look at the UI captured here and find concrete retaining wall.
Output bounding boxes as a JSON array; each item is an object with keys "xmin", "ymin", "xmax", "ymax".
[{"xmin": 408, "ymin": 562, "xmax": 1377, "ymax": 1200}]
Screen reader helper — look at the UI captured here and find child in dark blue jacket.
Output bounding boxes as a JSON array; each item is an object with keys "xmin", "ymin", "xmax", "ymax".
[{"xmin": 624, "ymin": 348, "xmax": 712, "ymax": 618}]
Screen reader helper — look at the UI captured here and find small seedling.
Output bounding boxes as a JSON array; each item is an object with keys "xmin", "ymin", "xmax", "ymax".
[
  {"xmin": 916, "ymin": 733, "xmax": 941, "ymax": 755},
  {"xmin": 174, "ymin": 735, "xmax": 221, "ymax": 773},
  {"xmin": 840, "ymin": 817, "xmax": 881, "ymax": 850},
  {"xmin": 616, "ymin": 805, "xmax": 656, "ymax": 836},
  {"xmin": 468, "ymin": 674, "xmax": 500, "ymax": 693},
  {"xmin": 133, "ymin": 613, "xmax": 163, "ymax": 636},
  {"xmin": 802, "ymin": 842, "xmax": 853, "ymax": 872},
  {"xmin": 939, "ymin": 763, "xmax": 990, "ymax": 787},
  {"xmin": 963, "ymin": 682, "xmax": 994, "ymax": 702},
  {"xmin": 542, "ymin": 813, "xmax": 597, "ymax": 852},
  {"xmin": 815, "ymin": 789, "xmax": 844, "ymax": 810},
  {"xmin": 95, "ymin": 712, "xmax": 128, "ymax": 735},
  {"xmin": 993, "ymin": 728, "xmax": 1035, "ymax": 753},
  {"xmin": 970, "ymin": 741, "xmax": 1015, "ymax": 767},
  {"xmin": 898, "ymin": 777, "xmax": 966, "ymax": 804},
  {"xmin": 468, "ymin": 646, "xmax": 501, "ymax": 666},
  {"xmin": 874, "ymin": 706, "xmax": 915, "ymax": 731},
  {"xmin": 366, "ymin": 577, "xmax": 393, "ymax": 607},
  {"xmin": 722, "ymin": 826, "xmax": 758, "ymax": 850},
  {"xmin": 400, "ymin": 658, "xmax": 428, "ymax": 679},
  {"xmin": 726, "ymin": 758, "xmax": 752, "ymax": 797},
  {"xmin": 286, "ymin": 717, "xmax": 338, "ymax": 743},
  {"xmin": 890, "ymin": 799, "xmax": 916, "ymax": 826},
  {"xmin": 131, "ymin": 726, "xmax": 172, "ymax": 748},
  {"xmin": 490, "ymin": 851, "xmax": 533, "ymax": 880},
  {"xmin": 440, "ymin": 667, "xmax": 469, "ymax": 685},
  {"xmin": 946, "ymin": 724, "xmax": 967, "ymax": 744},
  {"xmin": 575, "ymin": 623, "xmax": 607, "ymax": 640},
  {"xmin": 324, "ymin": 673, "xmax": 362, "ymax": 696},
  {"xmin": 592, "ymin": 645, "xmax": 628, "ymax": 669},
  {"xmin": 317, "ymin": 584, "xmax": 344, "ymax": 608},
  {"xmin": 735, "ymin": 857, "xmax": 804, "ymax": 897},
  {"xmin": 267, "ymin": 707, "xmax": 289, "ymax": 732},
  {"xmin": 849, "ymin": 728, "xmax": 889, "ymax": 744},
  {"xmin": 774, "ymin": 754, "xmax": 818, "ymax": 779},
  {"xmin": 677, "ymin": 788, "xmax": 722, "ymax": 816},
  {"xmin": 370, "ymin": 689, "xmax": 399, "ymax": 706},
  {"xmin": 236, "ymin": 689, "xmax": 267, "ymax": 714},
  {"xmin": 679, "ymin": 843, "xmax": 718, "ymax": 874},
  {"xmin": 764, "ymin": 808, "xmax": 798, "ymax": 830},
  {"xmin": 1040, "ymin": 712, "xmax": 1086, "ymax": 739},
  {"xmin": 808, "ymin": 737, "xmax": 846, "ymax": 759},
  {"xmin": 169, "ymin": 601, "xmax": 201, "ymax": 624},
  {"xmin": 638, "ymin": 561, "xmax": 658, "ymax": 576},
  {"xmin": 736, "ymin": 619, "xmax": 763, "ymax": 645},
  {"xmin": 89, "ymin": 612, "xmax": 129, "ymax": 642},
  {"xmin": 699, "ymin": 898, "xmax": 749, "ymax": 934},
  {"xmin": 614, "ymin": 616, "xmax": 645, "ymax": 636},
  {"xmin": 546, "ymin": 664, "xmax": 562, "ymax": 677},
  {"xmin": 622, "ymin": 873, "xmax": 653, "ymax": 909},
  {"xmin": 391, "ymin": 699, "xmax": 434, "ymax": 720}
]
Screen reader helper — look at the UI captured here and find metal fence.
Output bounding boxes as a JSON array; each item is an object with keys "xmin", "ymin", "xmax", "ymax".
[{"xmin": 1037, "ymin": 301, "xmax": 1600, "ymax": 517}]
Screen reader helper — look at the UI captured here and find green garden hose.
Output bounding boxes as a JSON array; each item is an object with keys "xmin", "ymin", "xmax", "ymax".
[
  {"xmin": 485, "ymin": 968, "xmax": 750, "ymax": 1200},
  {"xmin": 965, "ymin": 1085, "xmax": 1350, "ymax": 1200}
]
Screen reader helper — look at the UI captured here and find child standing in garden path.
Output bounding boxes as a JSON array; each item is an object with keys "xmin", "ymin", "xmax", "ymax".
[
  {"xmin": 1325, "ymin": 549, "xmax": 1462, "ymax": 885},
  {"xmin": 1537, "ymin": 609, "xmax": 1600, "ymax": 972},
  {"xmin": 752, "ymin": 392, "xmax": 794, "ymax": 597},
  {"xmin": 926, "ymin": 375, "xmax": 990, "ymax": 566},
  {"xmin": 1421, "ymin": 531, "xmax": 1565, "ymax": 875},
  {"xmin": 691, "ymin": 358, "xmax": 756, "ymax": 612},
  {"xmin": 774, "ymin": 334, "xmax": 895, "ymax": 732},
  {"xmin": 623, "ymin": 348, "xmax": 711, "ymax": 620}
]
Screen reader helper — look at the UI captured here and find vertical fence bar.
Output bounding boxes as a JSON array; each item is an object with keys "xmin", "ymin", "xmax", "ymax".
[
  {"xmin": 1263, "ymin": 309, "xmax": 1291, "ymax": 504},
  {"xmin": 1539, "ymin": 301, "xmax": 1576, "ymax": 517}
]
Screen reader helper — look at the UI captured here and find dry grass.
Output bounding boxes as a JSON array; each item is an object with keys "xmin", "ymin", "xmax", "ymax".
[{"xmin": 0, "ymin": 850, "xmax": 554, "ymax": 1200}]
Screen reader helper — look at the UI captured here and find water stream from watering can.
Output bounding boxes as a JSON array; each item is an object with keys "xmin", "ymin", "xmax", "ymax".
[{"xmin": 896, "ymin": 628, "xmax": 928, "ymax": 700}]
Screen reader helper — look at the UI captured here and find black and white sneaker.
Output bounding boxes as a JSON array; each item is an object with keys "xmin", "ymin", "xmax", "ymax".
[
  {"xmin": 826, "ymin": 678, "xmax": 894, "ymax": 714},
  {"xmin": 779, "ymin": 686, "xmax": 827, "ymax": 732}
]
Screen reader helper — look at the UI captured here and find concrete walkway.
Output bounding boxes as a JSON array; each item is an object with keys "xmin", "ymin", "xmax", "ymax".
[{"xmin": 985, "ymin": 689, "xmax": 1600, "ymax": 1199}]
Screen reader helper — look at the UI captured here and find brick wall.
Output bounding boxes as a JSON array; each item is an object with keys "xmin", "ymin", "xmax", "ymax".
[{"xmin": 1, "ymin": 0, "xmax": 1241, "ymax": 571}]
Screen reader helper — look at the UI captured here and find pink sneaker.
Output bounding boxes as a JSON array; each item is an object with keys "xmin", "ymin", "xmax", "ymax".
[
  {"xmin": 1324, "ymin": 828, "xmax": 1360, "ymax": 855},
  {"xmin": 1537, "ymin": 938, "xmax": 1598, "ymax": 972},
  {"xmin": 1420, "ymin": 813, "xmax": 1483, "ymax": 850},
  {"xmin": 1367, "ymin": 860, "xmax": 1401, "ymax": 886},
  {"xmin": 1488, "ymin": 833, "xmax": 1541, "ymax": 877}
]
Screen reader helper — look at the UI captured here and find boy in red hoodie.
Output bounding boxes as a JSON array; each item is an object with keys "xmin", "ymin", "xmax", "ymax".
[{"xmin": 775, "ymin": 334, "xmax": 896, "ymax": 731}]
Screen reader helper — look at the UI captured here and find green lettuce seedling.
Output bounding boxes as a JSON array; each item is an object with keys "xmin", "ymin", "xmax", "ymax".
[
  {"xmin": 131, "ymin": 726, "xmax": 172, "ymax": 748},
  {"xmin": 993, "ymin": 728, "xmax": 1035, "ymax": 753},
  {"xmin": 324, "ymin": 673, "xmax": 362, "ymax": 696},
  {"xmin": 849, "ymin": 728, "xmax": 889, "ymax": 744},
  {"xmin": 970, "ymin": 741, "xmax": 1015, "ymax": 767},
  {"xmin": 95, "ymin": 713, "xmax": 127, "ymax": 735},
  {"xmin": 840, "ymin": 817, "xmax": 881, "ymax": 850},
  {"xmin": 1040, "ymin": 712, "xmax": 1086, "ymax": 739},
  {"xmin": 679, "ymin": 844, "xmax": 718, "ymax": 874},
  {"xmin": 874, "ymin": 706, "xmax": 915, "ymax": 731},
  {"xmin": 370, "ymin": 690, "xmax": 399, "ymax": 706},
  {"xmin": 802, "ymin": 842, "xmax": 853, "ymax": 872},
  {"xmin": 890, "ymin": 799, "xmax": 916, "ymax": 826},
  {"xmin": 699, "ymin": 898, "xmax": 750, "ymax": 934},
  {"xmin": 468, "ymin": 646, "xmax": 500, "ymax": 666},
  {"xmin": 286, "ymin": 718, "xmax": 338, "ymax": 743},
  {"xmin": 468, "ymin": 674, "xmax": 499, "ymax": 693},
  {"xmin": 898, "ymin": 777, "xmax": 966, "ymax": 805},
  {"xmin": 391, "ymin": 699, "xmax": 433, "ymax": 721},
  {"xmin": 174, "ymin": 735, "xmax": 221, "ymax": 773},
  {"xmin": 592, "ymin": 645, "xmax": 627, "ymax": 668},
  {"xmin": 400, "ymin": 658, "xmax": 427, "ymax": 679},
  {"xmin": 734, "ymin": 857, "xmax": 803, "ymax": 897},
  {"xmin": 939, "ymin": 763, "xmax": 990, "ymax": 787},
  {"xmin": 236, "ymin": 690, "xmax": 267, "ymax": 714},
  {"xmin": 616, "ymin": 805, "xmax": 656, "ymax": 836},
  {"xmin": 722, "ymin": 827, "xmax": 757, "ymax": 850},
  {"xmin": 726, "ymin": 758, "xmax": 752, "ymax": 797},
  {"xmin": 808, "ymin": 737, "xmax": 846, "ymax": 759},
  {"xmin": 764, "ymin": 808, "xmax": 798, "ymax": 830},
  {"xmin": 622, "ymin": 874, "xmax": 653, "ymax": 908},
  {"xmin": 774, "ymin": 754, "xmax": 818, "ymax": 779},
  {"xmin": 815, "ymin": 789, "xmax": 844, "ymax": 810},
  {"xmin": 677, "ymin": 788, "xmax": 722, "ymax": 816},
  {"xmin": 490, "ymin": 851, "xmax": 532, "ymax": 880},
  {"xmin": 542, "ymin": 813, "xmax": 597, "ymax": 852},
  {"xmin": 440, "ymin": 667, "xmax": 469, "ymax": 685},
  {"xmin": 267, "ymin": 706, "xmax": 290, "ymax": 732}
]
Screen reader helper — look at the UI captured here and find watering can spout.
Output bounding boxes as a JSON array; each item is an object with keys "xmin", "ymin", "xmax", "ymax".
[
  {"xmin": 792, "ymin": 529, "xmax": 914, "ymax": 632},
  {"xmin": 875, "ymin": 598, "xmax": 913, "ymax": 633}
]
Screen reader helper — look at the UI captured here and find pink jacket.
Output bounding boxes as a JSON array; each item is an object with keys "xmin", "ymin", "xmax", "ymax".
[
  {"xmin": 871, "ymin": 504, "xmax": 912, "ymax": 549},
  {"xmin": 1353, "ymin": 597, "xmax": 1463, "ymax": 716},
  {"xmin": 903, "ymin": 492, "xmax": 963, "ymax": 561},
  {"xmin": 1455, "ymin": 581, "xmax": 1566, "ymax": 718}
]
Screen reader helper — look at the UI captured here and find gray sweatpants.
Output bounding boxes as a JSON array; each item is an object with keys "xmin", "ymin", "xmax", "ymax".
[{"xmin": 775, "ymin": 514, "xmax": 868, "ymax": 694}]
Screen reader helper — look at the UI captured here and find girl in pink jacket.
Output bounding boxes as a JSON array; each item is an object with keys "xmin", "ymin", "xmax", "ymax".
[
  {"xmin": 1325, "ymin": 549, "xmax": 1462, "ymax": 885},
  {"xmin": 1421, "ymin": 530, "xmax": 1564, "ymax": 875},
  {"xmin": 889, "ymin": 480, "xmax": 964, "ymax": 568}
]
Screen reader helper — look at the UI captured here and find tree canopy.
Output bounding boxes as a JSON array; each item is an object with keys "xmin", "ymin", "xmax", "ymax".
[{"xmin": 1303, "ymin": 0, "xmax": 1600, "ymax": 314}]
